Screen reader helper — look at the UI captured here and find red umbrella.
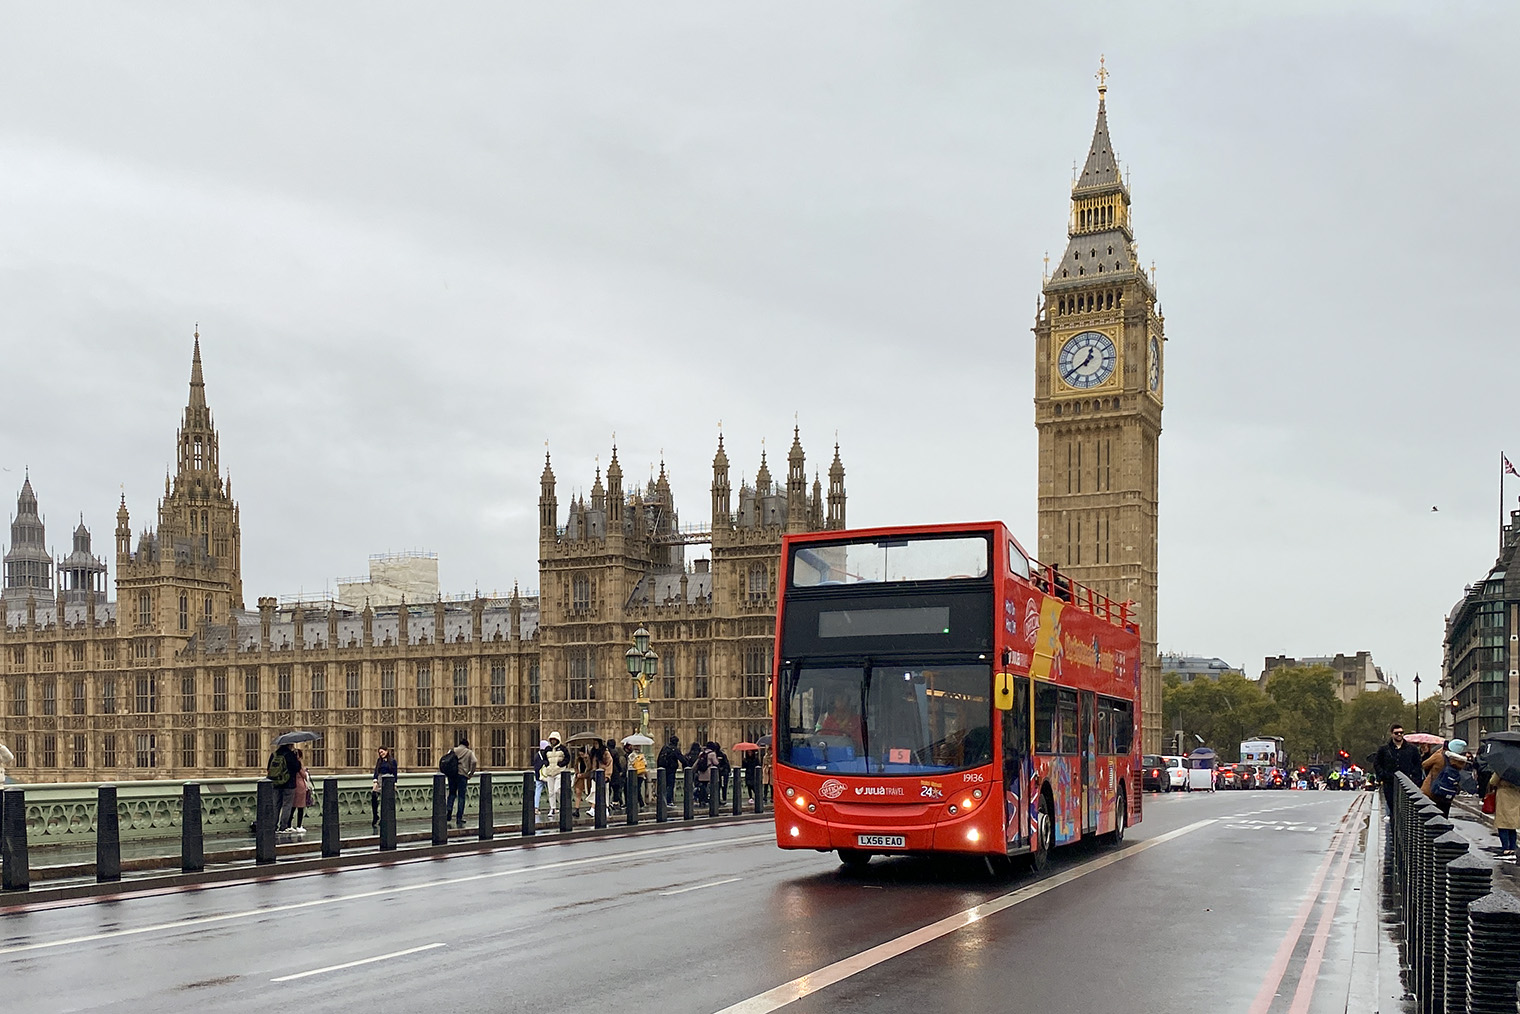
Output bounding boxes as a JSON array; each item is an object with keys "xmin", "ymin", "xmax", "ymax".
[{"xmin": 732, "ymin": 741, "xmax": 761, "ymax": 751}]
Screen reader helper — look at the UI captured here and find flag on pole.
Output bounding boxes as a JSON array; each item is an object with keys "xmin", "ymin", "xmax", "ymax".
[{"xmin": 1506, "ymin": 454, "xmax": 1518, "ymax": 477}]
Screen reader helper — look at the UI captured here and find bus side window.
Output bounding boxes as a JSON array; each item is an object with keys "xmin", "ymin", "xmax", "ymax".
[
  {"xmin": 1113, "ymin": 699, "xmax": 1134, "ymax": 754},
  {"xmin": 1057, "ymin": 689, "xmax": 1079, "ymax": 754},
  {"xmin": 1034, "ymin": 683, "xmax": 1057, "ymax": 754}
]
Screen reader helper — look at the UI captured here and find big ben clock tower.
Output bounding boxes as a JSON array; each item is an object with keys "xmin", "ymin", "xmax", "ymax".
[{"xmin": 1033, "ymin": 62, "xmax": 1164, "ymax": 753}]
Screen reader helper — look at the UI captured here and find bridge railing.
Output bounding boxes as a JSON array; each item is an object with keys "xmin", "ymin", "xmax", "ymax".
[
  {"xmin": 0, "ymin": 765, "xmax": 770, "ymax": 892},
  {"xmin": 1385, "ymin": 772, "xmax": 1520, "ymax": 1014}
]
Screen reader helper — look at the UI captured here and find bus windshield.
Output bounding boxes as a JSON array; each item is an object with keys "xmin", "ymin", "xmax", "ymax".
[
  {"xmin": 790, "ymin": 535, "xmax": 990, "ymax": 588},
  {"xmin": 778, "ymin": 662, "xmax": 992, "ymax": 775}
]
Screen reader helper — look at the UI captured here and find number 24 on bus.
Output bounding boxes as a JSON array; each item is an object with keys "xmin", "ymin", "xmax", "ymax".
[{"xmin": 770, "ymin": 521, "xmax": 1142, "ymax": 870}]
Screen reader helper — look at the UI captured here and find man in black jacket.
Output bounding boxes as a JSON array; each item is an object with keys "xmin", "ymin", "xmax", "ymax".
[
  {"xmin": 1373, "ymin": 724, "xmax": 1422, "ymax": 814},
  {"xmin": 657, "ymin": 735, "xmax": 684, "ymax": 805}
]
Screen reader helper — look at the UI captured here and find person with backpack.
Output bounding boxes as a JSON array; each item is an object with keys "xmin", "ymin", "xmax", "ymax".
[
  {"xmin": 693, "ymin": 746, "xmax": 712, "ymax": 805},
  {"xmin": 606, "ymin": 738, "xmax": 626, "ymax": 810},
  {"xmin": 441, "ymin": 736, "xmax": 479, "ymax": 829},
  {"xmin": 266, "ymin": 742, "xmax": 302, "ymax": 833},
  {"xmin": 1426, "ymin": 738, "xmax": 1469, "ymax": 818}
]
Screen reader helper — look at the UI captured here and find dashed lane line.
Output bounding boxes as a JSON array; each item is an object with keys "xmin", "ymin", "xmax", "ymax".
[
  {"xmin": 660, "ymin": 877, "xmax": 744, "ymax": 896},
  {"xmin": 711, "ymin": 818, "xmax": 1219, "ymax": 1014},
  {"xmin": 271, "ymin": 942, "xmax": 447, "ymax": 982}
]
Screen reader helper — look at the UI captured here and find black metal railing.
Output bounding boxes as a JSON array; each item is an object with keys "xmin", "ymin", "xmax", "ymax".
[
  {"xmin": 1387, "ymin": 772, "xmax": 1520, "ymax": 1013},
  {"xmin": 0, "ymin": 765, "xmax": 768, "ymax": 892}
]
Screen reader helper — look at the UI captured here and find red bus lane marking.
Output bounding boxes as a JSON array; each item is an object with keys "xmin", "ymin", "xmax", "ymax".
[
  {"xmin": 1286, "ymin": 812, "xmax": 1360, "ymax": 1014},
  {"xmin": 712, "ymin": 818, "xmax": 1216, "ymax": 1014},
  {"xmin": 1246, "ymin": 795, "xmax": 1366, "ymax": 1014}
]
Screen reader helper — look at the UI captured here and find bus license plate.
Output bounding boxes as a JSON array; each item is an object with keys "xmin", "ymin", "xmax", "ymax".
[{"xmin": 857, "ymin": 834, "xmax": 906, "ymax": 848}]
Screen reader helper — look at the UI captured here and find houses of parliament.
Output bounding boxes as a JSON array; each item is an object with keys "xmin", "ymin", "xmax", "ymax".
[
  {"xmin": 1, "ymin": 72, "xmax": 1165, "ymax": 781},
  {"xmin": 0, "ymin": 337, "xmax": 849, "ymax": 781}
]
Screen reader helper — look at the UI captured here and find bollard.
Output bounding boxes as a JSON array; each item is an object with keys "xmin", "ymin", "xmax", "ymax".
[
  {"xmin": 182, "ymin": 782, "xmax": 205, "ymax": 873},
  {"xmin": 521, "ymin": 771, "xmax": 537, "ymax": 837},
  {"xmin": 1465, "ymin": 890, "xmax": 1520, "ymax": 1012},
  {"xmin": 322, "ymin": 777, "xmax": 341, "ymax": 858},
  {"xmin": 431, "ymin": 773, "xmax": 449, "ymax": 845},
  {"xmin": 626, "ymin": 768, "xmax": 640, "ymax": 826},
  {"xmin": 255, "ymin": 778, "xmax": 277, "ymax": 864},
  {"xmin": 96, "ymin": 784, "xmax": 121, "ymax": 883},
  {"xmin": 379, "ymin": 774, "xmax": 398, "ymax": 851},
  {"xmin": 0, "ymin": 787, "xmax": 28, "ymax": 891},
  {"xmin": 1426, "ymin": 830, "xmax": 1467, "ymax": 1014},
  {"xmin": 558, "ymin": 772, "xmax": 573, "ymax": 833},
  {"xmin": 683, "ymin": 766, "xmax": 695, "ymax": 821},
  {"xmin": 478, "ymin": 772, "xmax": 494, "ymax": 841},
  {"xmin": 1443, "ymin": 851, "xmax": 1495, "ymax": 1014},
  {"xmin": 655, "ymin": 768, "xmax": 668, "ymax": 823},
  {"xmin": 593, "ymin": 770, "xmax": 608, "ymax": 829},
  {"xmin": 1415, "ymin": 812, "xmax": 1452, "ymax": 1010},
  {"xmin": 708, "ymin": 770, "xmax": 721, "ymax": 818},
  {"xmin": 753, "ymin": 768, "xmax": 763, "ymax": 814},
  {"xmin": 732, "ymin": 768, "xmax": 743, "ymax": 816}
]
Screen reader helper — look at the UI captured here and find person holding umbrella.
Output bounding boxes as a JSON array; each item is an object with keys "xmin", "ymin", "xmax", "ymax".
[
  {"xmin": 1477, "ymin": 727, "xmax": 1520, "ymax": 859},
  {"xmin": 266, "ymin": 735, "xmax": 304, "ymax": 833}
]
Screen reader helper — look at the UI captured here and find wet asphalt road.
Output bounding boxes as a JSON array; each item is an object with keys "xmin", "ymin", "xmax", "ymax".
[{"xmin": 0, "ymin": 787, "xmax": 1372, "ymax": 1013}]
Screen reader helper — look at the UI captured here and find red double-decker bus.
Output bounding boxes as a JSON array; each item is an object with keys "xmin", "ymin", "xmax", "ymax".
[{"xmin": 771, "ymin": 522, "xmax": 1141, "ymax": 869}]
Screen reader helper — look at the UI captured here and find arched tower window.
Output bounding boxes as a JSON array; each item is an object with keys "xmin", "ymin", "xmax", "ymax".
[
  {"xmin": 179, "ymin": 593, "xmax": 188, "ymax": 631},
  {"xmin": 571, "ymin": 574, "xmax": 590, "ymax": 612},
  {"xmin": 748, "ymin": 563, "xmax": 768, "ymax": 600},
  {"xmin": 204, "ymin": 595, "xmax": 213, "ymax": 624}
]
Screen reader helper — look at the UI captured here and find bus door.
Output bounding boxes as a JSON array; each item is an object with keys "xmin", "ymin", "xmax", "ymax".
[
  {"xmin": 1001, "ymin": 676, "xmax": 1030, "ymax": 847},
  {"xmin": 1079, "ymin": 690, "xmax": 1096, "ymax": 836}
]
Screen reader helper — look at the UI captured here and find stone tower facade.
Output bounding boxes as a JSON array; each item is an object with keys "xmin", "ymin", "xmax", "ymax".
[
  {"xmin": 2, "ymin": 476, "xmax": 54, "ymax": 604},
  {"xmin": 116, "ymin": 333, "xmax": 245, "ymax": 656},
  {"xmin": 1033, "ymin": 73, "xmax": 1164, "ymax": 753},
  {"xmin": 536, "ymin": 430, "xmax": 844, "ymax": 751}
]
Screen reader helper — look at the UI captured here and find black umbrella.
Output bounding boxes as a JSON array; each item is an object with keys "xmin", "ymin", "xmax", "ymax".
[
  {"xmin": 273, "ymin": 730, "xmax": 323, "ymax": 746},
  {"xmin": 1478, "ymin": 739, "xmax": 1520, "ymax": 788},
  {"xmin": 757, "ymin": 734, "xmax": 772, "ymax": 748},
  {"xmin": 1482, "ymin": 731, "xmax": 1520, "ymax": 745}
]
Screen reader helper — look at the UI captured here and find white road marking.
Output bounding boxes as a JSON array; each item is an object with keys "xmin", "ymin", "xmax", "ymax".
[
  {"xmin": 0, "ymin": 832, "xmax": 774, "ymax": 957},
  {"xmin": 271, "ymin": 942, "xmax": 446, "ymax": 982},
  {"xmin": 660, "ymin": 877, "xmax": 744, "ymax": 896},
  {"xmin": 711, "ymin": 818, "xmax": 1218, "ymax": 1014}
]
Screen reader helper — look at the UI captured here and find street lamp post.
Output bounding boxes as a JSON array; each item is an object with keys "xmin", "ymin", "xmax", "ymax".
[
  {"xmin": 625, "ymin": 625, "xmax": 656, "ymax": 764},
  {"xmin": 1413, "ymin": 672, "xmax": 1422, "ymax": 733}
]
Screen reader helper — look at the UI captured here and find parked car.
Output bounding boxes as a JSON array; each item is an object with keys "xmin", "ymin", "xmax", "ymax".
[
  {"xmin": 1142, "ymin": 755, "xmax": 1169, "ymax": 792},
  {"xmin": 1162, "ymin": 755, "xmax": 1189, "ymax": 792}
]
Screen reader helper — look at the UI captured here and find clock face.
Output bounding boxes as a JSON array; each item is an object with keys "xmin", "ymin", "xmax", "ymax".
[
  {"xmin": 1058, "ymin": 331, "xmax": 1117, "ymax": 389},
  {"xmin": 1148, "ymin": 335, "xmax": 1161, "ymax": 392}
]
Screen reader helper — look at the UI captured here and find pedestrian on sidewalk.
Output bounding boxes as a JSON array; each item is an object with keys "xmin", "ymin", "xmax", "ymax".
[
  {"xmin": 1492, "ymin": 774, "xmax": 1520, "ymax": 859},
  {"xmin": 1374, "ymin": 724, "xmax": 1421, "ymax": 814},
  {"xmin": 291, "ymin": 748, "xmax": 312, "ymax": 832},
  {"xmin": 531, "ymin": 739, "xmax": 548, "ymax": 812},
  {"xmin": 657, "ymin": 734, "xmax": 684, "ymax": 805},
  {"xmin": 1426, "ymin": 739, "xmax": 1468, "ymax": 818},
  {"xmin": 267, "ymin": 741, "xmax": 302, "ymax": 832},
  {"xmin": 443, "ymin": 736, "xmax": 479, "ymax": 828},
  {"xmin": 371, "ymin": 746, "xmax": 398, "ymax": 827},
  {"xmin": 608, "ymin": 738, "xmax": 626, "ymax": 810},
  {"xmin": 742, "ymin": 748, "xmax": 760, "ymax": 801},
  {"xmin": 694, "ymin": 744, "xmax": 713, "ymax": 805},
  {"xmin": 541, "ymin": 733, "xmax": 570, "ymax": 819},
  {"xmin": 624, "ymin": 742, "xmax": 648, "ymax": 804}
]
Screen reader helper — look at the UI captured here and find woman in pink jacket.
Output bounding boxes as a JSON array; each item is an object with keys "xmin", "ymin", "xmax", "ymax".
[{"xmin": 291, "ymin": 748, "xmax": 313, "ymax": 832}]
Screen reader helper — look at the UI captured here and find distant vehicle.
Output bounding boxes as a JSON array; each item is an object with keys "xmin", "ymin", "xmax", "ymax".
[
  {"xmin": 1142, "ymin": 755, "xmax": 1170, "ymax": 792},
  {"xmin": 1162, "ymin": 755, "xmax": 1189, "ymax": 792},
  {"xmin": 1259, "ymin": 766, "xmax": 1286, "ymax": 790},
  {"xmin": 1240, "ymin": 736, "xmax": 1286, "ymax": 768},
  {"xmin": 1216, "ymin": 764, "xmax": 1243, "ymax": 790}
]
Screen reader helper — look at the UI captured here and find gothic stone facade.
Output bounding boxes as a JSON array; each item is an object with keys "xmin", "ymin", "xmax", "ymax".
[
  {"xmin": 1033, "ymin": 79, "xmax": 1165, "ymax": 753},
  {"xmin": 0, "ymin": 339, "xmax": 845, "ymax": 780}
]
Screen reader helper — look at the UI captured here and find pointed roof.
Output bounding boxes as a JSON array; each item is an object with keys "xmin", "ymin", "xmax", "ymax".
[
  {"xmin": 17, "ymin": 474, "xmax": 37, "ymax": 514},
  {"xmin": 188, "ymin": 328, "xmax": 207, "ymax": 409},
  {"xmin": 1073, "ymin": 95, "xmax": 1122, "ymax": 196}
]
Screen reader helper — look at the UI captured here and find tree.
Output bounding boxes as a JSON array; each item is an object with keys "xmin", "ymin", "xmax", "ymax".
[
  {"xmin": 1163, "ymin": 671, "xmax": 1277, "ymax": 757},
  {"xmin": 1404, "ymin": 694, "xmax": 1444, "ymax": 737},
  {"xmin": 1264, "ymin": 665, "xmax": 1342, "ymax": 764},
  {"xmin": 1338, "ymin": 688, "xmax": 1407, "ymax": 768}
]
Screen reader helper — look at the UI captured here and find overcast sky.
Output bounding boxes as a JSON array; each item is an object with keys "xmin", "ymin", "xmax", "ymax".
[{"xmin": 1, "ymin": 3, "xmax": 1513, "ymax": 691}]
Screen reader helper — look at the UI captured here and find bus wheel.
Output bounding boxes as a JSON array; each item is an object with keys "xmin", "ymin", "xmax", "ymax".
[
  {"xmin": 1030, "ymin": 794, "xmax": 1053, "ymax": 872},
  {"xmin": 1108, "ymin": 787, "xmax": 1127, "ymax": 846},
  {"xmin": 838, "ymin": 849, "xmax": 871, "ymax": 869}
]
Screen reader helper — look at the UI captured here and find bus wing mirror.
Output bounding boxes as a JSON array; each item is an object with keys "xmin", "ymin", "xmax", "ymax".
[{"xmin": 994, "ymin": 672, "xmax": 1015, "ymax": 711}]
